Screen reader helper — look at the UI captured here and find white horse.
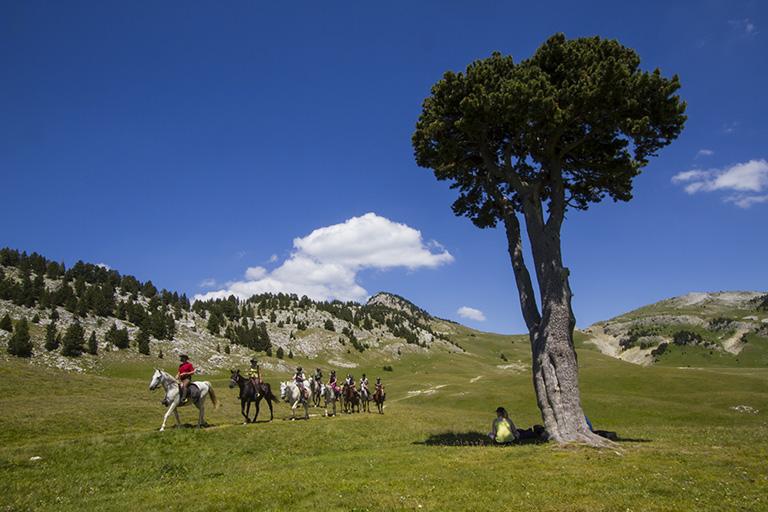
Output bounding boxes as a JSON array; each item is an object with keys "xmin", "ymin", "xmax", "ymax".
[
  {"xmin": 280, "ymin": 381, "xmax": 310, "ymax": 420},
  {"xmin": 149, "ymin": 369, "xmax": 219, "ymax": 431},
  {"xmin": 319, "ymin": 383, "xmax": 338, "ymax": 417}
]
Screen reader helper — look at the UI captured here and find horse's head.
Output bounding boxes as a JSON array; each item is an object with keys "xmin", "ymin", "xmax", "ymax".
[
  {"xmin": 229, "ymin": 369, "xmax": 240, "ymax": 389},
  {"xmin": 149, "ymin": 369, "xmax": 162, "ymax": 391},
  {"xmin": 280, "ymin": 381, "xmax": 288, "ymax": 401}
]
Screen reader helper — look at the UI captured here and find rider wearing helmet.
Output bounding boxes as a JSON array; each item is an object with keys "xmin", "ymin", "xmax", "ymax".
[
  {"xmin": 248, "ymin": 358, "xmax": 262, "ymax": 385},
  {"xmin": 344, "ymin": 373, "xmax": 355, "ymax": 390},
  {"xmin": 294, "ymin": 366, "xmax": 308, "ymax": 400},
  {"xmin": 313, "ymin": 367, "xmax": 323, "ymax": 383},
  {"xmin": 375, "ymin": 377, "xmax": 384, "ymax": 394},
  {"xmin": 360, "ymin": 373, "xmax": 369, "ymax": 397},
  {"xmin": 328, "ymin": 369, "xmax": 340, "ymax": 395},
  {"xmin": 176, "ymin": 354, "xmax": 195, "ymax": 404}
]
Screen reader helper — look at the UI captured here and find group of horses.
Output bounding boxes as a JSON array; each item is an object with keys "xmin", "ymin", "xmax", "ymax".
[
  {"xmin": 148, "ymin": 368, "xmax": 386, "ymax": 431},
  {"xmin": 233, "ymin": 369, "xmax": 385, "ymax": 422}
]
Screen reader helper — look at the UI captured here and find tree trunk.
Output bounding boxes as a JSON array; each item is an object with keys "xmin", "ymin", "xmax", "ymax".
[{"xmin": 502, "ymin": 199, "xmax": 608, "ymax": 446}]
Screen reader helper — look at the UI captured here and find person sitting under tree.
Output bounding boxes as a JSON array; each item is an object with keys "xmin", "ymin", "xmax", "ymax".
[
  {"xmin": 176, "ymin": 354, "xmax": 195, "ymax": 405},
  {"xmin": 489, "ymin": 407, "xmax": 519, "ymax": 444}
]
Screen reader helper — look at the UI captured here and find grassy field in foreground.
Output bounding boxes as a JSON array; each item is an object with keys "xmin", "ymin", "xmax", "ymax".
[{"xmin": 1, "ymin": 330, "xmax": 767, "ymax": 511}]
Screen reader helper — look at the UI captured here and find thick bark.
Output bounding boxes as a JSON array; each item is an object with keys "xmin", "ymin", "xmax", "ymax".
[{"xmin": 500, "ymin": 193, "xmax": 607, "ymax": 446}]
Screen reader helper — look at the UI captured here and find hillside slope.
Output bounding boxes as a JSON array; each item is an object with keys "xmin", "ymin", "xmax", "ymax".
[
  {"xmin": 0, "ymin": 248, "xmax": 467, "ymax": 375},
  {"xmin": 582, "ymin": 291, "xmax": 768, "ymax": 367}
]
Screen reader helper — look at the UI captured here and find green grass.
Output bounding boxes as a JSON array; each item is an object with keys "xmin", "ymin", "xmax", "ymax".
[{"xmin": 2, "ymin": 329, "xmax": 767, "ymax": 511}]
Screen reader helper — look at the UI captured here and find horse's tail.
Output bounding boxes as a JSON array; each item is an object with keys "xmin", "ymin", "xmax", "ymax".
[{"xmin": 208, "ymin": 384, "xmax": 220, "ymax": 409}]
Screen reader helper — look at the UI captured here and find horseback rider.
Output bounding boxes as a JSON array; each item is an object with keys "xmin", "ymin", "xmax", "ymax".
[
  {"xmin": 328, "ymin": 370, "xmax": 340, "ymax": 396},
  {"xmin": 176, "ymin": 354, "xmax": 195, "ymax": 404},
  {"xmin": 375, "ymin": 377, "xmax": 384, "ymax": 395},
  {"xmin": 344, "ymin": 373, "xmax": 355, "ymax": 390},
  {"xmin": 313, "ymin": 367, "xmax": 323, "ymax": 384},
  {"xmin": 360, "ymin": 373, "xmax": 369, "ymax": 397},
  {"xmin": 294, "ymin": 366, "xmax": 309, "ymax": 401},
  {"xmin": 248, "ymin": 358, "xmax": 262, "ymax": 386}
]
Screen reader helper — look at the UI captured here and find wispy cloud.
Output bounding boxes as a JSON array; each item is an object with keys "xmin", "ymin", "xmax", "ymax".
[
  {"xmin": 194, "ymin": 213, "xmax": 454, "ymax": 303},
  {"xmin": 722, "ymin": 122, "xmax": 739, "ymax": 134},
  {"xmin": 268, "ymin": 254, "xmax": 278, "ymax": 263},
  {"xmin": 199, "ymin": 278, "xmax": 218, "ymax": 288},
  {"xmin": 695, "ymin": 149, "xmax": 714, "ymax": 158},
  {"xmin": 672, "ymin": 159, "xmax": 768, "ymax": 208},
  {"xmin": 457, "ymin": 306, "xmax": 486, "ymax": 322},
  {"xmin": 729, "ymin": 18, "xmax": 757, "ymax": 37}
]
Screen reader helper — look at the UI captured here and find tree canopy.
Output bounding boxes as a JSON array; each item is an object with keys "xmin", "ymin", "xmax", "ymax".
[{"xmin": 413, "ymin": 33, "xmax": 686, "ymax": 229}]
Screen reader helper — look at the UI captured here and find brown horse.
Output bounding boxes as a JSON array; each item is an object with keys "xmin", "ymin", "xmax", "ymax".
[
  {"xmin": 229, "ymin": 369, "xmax": 278, "ymax": 423},
  {"xmin": 342, "ymin": 383, "xmax": 360, "ymax": 414},
  {"xmin": 372, "ymin": 386, "xmax": 385, "ymax": 414}
]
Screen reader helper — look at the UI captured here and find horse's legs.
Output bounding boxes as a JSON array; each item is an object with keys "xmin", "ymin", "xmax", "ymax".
[
  {"xmin": 254, "ymin": 397, "xmax": 260, "ymax": 422},
  {"xmin": 198, "ymin": 400, "xmax": 205, "ymax": 428},
  {"xmin": 160, "ymin": 403, "xmax": 176, "ymax": 431}
]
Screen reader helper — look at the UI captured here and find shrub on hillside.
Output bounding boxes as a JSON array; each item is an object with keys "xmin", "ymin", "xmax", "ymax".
[{"xmin": 673, "ymin": 330, "xmax": 703, "ymax": 346}]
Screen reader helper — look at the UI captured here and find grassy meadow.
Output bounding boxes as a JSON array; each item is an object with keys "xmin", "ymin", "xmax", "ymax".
[{"xmin": 1, "ymin": 328, "xmax": 767, "ymax": 511}]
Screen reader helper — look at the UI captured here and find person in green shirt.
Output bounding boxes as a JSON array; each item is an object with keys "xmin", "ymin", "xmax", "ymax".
[{"xmin": 489, "ymin": 406, "xmax": 519, "ymax": 444}]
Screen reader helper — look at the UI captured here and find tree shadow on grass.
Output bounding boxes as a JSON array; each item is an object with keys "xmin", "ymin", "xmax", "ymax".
[
  {"xmin": 413, "ymin": 431, "xmax": 546, "ymax": 447},
  {"xmin": 415, "ymin": 431, "xmax": 652, "ymax": 446}
]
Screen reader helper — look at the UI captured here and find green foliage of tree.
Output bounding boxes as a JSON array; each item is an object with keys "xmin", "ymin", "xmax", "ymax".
[
  {"xmin": 61, "ymin": 321, "xmax": 86, "ymax": 357},
  {"xmin": 324, "ymin": 319, "xmax": 335, "ymax": 331},
  {"xmin": 276, "ymin": 346, "xmax": 284, "ymax": 359},
  {"xmin": 87, "ymin": 331, "xmax": 98, "ymax": 355},
  {"xmin": 45, "ymin": 321, "xmax": 59, "ymax": 351},
  {"xmin": 207, "ymin": 312, "xmax": 221, "ymax": 335},
  {"xmin": 0, "ymin": 313, "xmax": 12, "ymax": 332},
  {"xmin": 412, "ymin": 34, "xmax": 685, "ymax": 444},
  {"xmin": 288, "ymin": 349, "xmax": 294, "ymax": 359},
  {"xmin": 7, "ymin": 317, "xmax": 32, "ymax": 357},
  {"xmin": 137, "ymin": 328, "xmax": 150, "ymax": 355}
]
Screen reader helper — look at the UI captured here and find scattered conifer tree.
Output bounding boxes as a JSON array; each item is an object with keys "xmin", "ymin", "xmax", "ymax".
[
  {"xmin": 61, "ymin": 321, "xmax": 86, "ymax": 357},
  {"xmin": 158, "ymin": 349, "xmax": 164, "ymax": 359},
  {"xmin": 288, "ymin": 349, "xmax": 294, "ymax": 359},
  {"xmin": 7, "ymin": 317, "xmax": 32, "ymax": 357},
  {"xmin": 45, "ymin": 321, "xmax": 59, "ymax": 351},
  {"xmin": 224, "ymin": 344, "xmax": 230, "ymax": 355},
  {"xmin": 137, "ymin": 328, "xmax": 150, "ymax": 355},
  {"xmin": 87, "ymin": 331, "xmax": 98, "ymax": 355},
  {"xmin": 276, "ymin": 346, "xmax": 284, "ymax": 359},
  {"xmin": 32, "ymin": 313, "xmax": 40, "ymax": 323},
  {"xmin": 0, "ymin": 313, "xmax": 13, "ymax": 332}
]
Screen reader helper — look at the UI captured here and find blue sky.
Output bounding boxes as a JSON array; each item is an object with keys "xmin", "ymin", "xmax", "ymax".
[{"xmin": 1, "ymin": 1, "xmax": 766, "ymax": 333}]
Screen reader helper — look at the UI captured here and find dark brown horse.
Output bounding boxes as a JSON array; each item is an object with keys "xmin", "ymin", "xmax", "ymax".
[
  {"xmin": 342, "ymin": 383, "xmax": 360, "ymax": 414},
  {"xmin": 229, "ymin": 369, "xmax": 278, "ymax": 423},
  {"xmin": 372, "ymin": 386, "xmax": 385, "ymax": 414}
]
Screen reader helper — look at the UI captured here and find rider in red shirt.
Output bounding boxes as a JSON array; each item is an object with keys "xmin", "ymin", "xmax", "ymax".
[{"xmin": 177, "ymin": 354, "xmax": 195, "ymax": 404}]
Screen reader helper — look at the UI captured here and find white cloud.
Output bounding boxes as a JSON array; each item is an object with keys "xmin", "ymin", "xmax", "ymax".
[
  {"xmin": 457, "ymin": 306, "xmax": 486, "ymax": 322},
  {"xmin": 244, "ymin": 266, "xmax": 267, "ymax": 280},
  {"xmin": 724, "ymin": 194, "xmax": 768, "ymax": 209},
  {"xmin": 695, "ymin": 149, "xmax": 714, "ymax": 158},
  {"xmin": 95, "ymin": 262, "xmax": 111, "ymax": 270},
  {"xmin": 194, "ymin": 213, "xmax": 454, "ymax": 303},
  {"xmin": 199, "ymin": 278, "xmax": 217, "ymax": 288},
  {"xmin": 672, "ymin": 159, "xmax": 768, "ymax": 207},
  {"xmin": 268, "ymin": 254, "xmax": 278, "ymax": 263}
]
